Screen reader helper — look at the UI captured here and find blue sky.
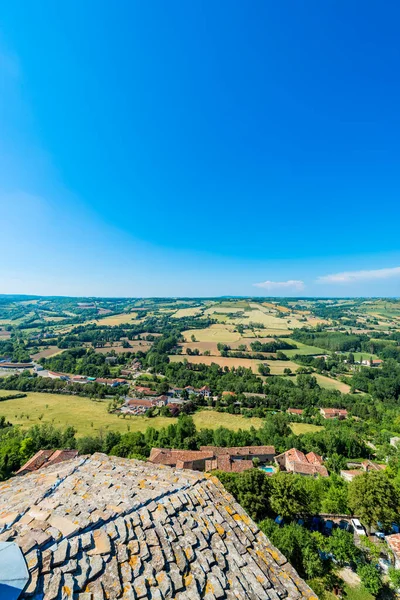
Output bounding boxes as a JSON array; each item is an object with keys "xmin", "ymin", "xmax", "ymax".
[{"xmin": 1, "ymin": 1, "xmax": 400, "ymax": 297}]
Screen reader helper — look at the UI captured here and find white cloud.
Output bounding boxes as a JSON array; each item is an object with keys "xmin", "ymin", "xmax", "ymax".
[
  {"xmin": 253, "ymin": 279, "xmax": 305, "ymax": 291},
  {"xmin": 317, "ymin": 266, "xmax": 400, "ymax": 284}
]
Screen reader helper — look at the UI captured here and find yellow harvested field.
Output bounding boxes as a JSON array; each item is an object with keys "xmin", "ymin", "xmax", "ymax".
[
  {"xmin": 180, "ymin": 341, "xmax": 220, "ymax": 355},
  {"xmin": 314, "ymin": 374, "xmax": 352, "ymax": 393},
  {"xmin": 0, "ymin": 393, "xmax": 263, "ymax": 437},
  {"xmin": 172, "ymin": 307, "xmax": 203, "ymax": 318},
  {"xmin": 95, "ymin": 313, "xmax": 139, "ymax": 325},
  {"xmin": 267, "ymin": 360, "xmax": 299, "ymax": 374},
  {"xmin": 235, "ymin": 308, "xmax": 304, "ymax": 330},
  {"xmin": 262, "ymin": 302, "xmax": 291, "ymax": 313},
  {"xmin": 169, "ymin": 354, "xmax": 298, "ymax": 374},
  {"xmin": 182, "ymin": 325, "xmax": 241, "ymax": 343},
  {"xmin": 204, "ymin": 307, "xmax": 245, "ymax": 315},
  {"xmin": 193, "ymin": 410, "xmax": 263, "ymax": 431},
  {"xmin": 180, "ymin": 336, "xmax": 277, "ymax": 355},
  {"xmin": 94, "ymin": 340, "xmax": 152, "ymax": 353}
]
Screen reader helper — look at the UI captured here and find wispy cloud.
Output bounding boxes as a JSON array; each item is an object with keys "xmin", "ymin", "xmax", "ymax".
[
  {"xmin": 253, "ymin": 279, "xmax": 305, "ymax": 291},
  {"xmin": 317, "ymin": 266, "xmax": 400, "ymax": 284}
]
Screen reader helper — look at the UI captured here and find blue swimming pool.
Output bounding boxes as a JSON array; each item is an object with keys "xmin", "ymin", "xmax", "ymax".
[{"xmin": 260, "ymin": 466, "xmax": 275, "ymax": 473}]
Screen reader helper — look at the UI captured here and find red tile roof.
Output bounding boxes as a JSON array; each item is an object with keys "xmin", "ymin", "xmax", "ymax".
[
  {"xmin": 16, "ymin": 449, "xmax": 78, "ymax": 474},
  {"xmin": 16, "ymin": 450, "xmax": 54, "ymax": 474},
  {"xmin": 387, "ymin": 534, "xmax": 400, "ymax": 557},
  {"xmin": 287, "ymin": 408, "xmax": 304, "ymax": 415},
  {"xmin": 149, "ymin": 448, "xmax": 214, "ymax": 467},
  {"xmin": 320, "ymin": 408, "xmax": 348, "ymax": 418},
  {"xmin": 135, "ymin": 386, "xmax": 156, "ymax": 395},
  {"xmin": 306, "ymin": 452, "xmax": 323, "ymax": 465},
  {"xmin": 200, "ymin": 445, "xmax": 275, "ymax": 457},
  {"xmin": 127, "ymin": 398, "xmax": 155, "ymax": 409}
]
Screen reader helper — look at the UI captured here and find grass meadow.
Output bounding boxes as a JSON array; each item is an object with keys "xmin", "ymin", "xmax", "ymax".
[{"xmin": 0, "ymin": 393, "xmax": 263, "ymax": 437}]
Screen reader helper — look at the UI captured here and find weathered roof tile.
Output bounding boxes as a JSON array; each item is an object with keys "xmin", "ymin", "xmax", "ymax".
[{"xmin": 1, "ymin": 453, "xmax": 317, "ymax": 599}]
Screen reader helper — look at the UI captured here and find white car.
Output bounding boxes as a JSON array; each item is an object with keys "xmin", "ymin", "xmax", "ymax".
[{"xmin": 352, "ymin": 518, "xmax": 366, "ymax": 536}]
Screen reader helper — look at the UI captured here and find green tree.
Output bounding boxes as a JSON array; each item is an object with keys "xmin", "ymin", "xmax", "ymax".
[
  {"xmin": 327, "ymin": 529, "xmax": 360, "ymax": 566},
  {"xmin": 357, "ymin": 564, "xmax": 382, "ymax": 596},
  {"xmin": 270, "ymin": 473, "xmax": 308, "ymax": 518},
  {"xmin": 322, "ymin": 480, "xmax": 349, "ymax": 514},
  {"xmin": 348, "ymin": 471, "xmax": 400, "ymax": 529},
  {"xmin": 258, "ymin": 364, "xmax": 270, "ymax": 376}
]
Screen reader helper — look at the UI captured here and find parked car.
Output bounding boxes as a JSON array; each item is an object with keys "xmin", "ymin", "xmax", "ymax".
[
  {"xmin": 351, "ymin": 518, "xmax": 366, "ymax": 536},
  {"xmin": 324, "ymin": 520, "xmax": 334, "ymax": 535},
  {"xmin": 375, "ymin": 531, "xmax": 385, "ymax": 540},
  {"xmin": 310, "ymin": 517, "xmax": 320, "ymax": 532},
  {"xmin": 297, "ymin": 518, "xmax": 305, "ymax": 527},
  {"xmin": 391, "ymin": 523, "xmax": 400, "ymax": 534},
  {"xmin": 339, "ymin": 519, "xmax": 350, "ymax": 531},
  {"xmin": 275, "ymin": 515, "xmax": 284, "ymax": 526}
]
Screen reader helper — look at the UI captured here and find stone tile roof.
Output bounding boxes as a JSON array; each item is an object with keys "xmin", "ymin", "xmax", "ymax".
[{"xmin": 0, "ymin": 453, "xmax": 317, "ymax": 600}]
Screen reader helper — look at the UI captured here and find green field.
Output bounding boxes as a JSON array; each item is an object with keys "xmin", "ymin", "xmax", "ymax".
[
  {"xmin": 0, "ymin": 393, "xmax": 263, "ymax": 437},
  {"xmin": 289, "ymin": 423, "xmax": 325, "ymax": 435},
  {"xmin": 284, "ymin": 340, "xmax": 328, "ymax": 356}
]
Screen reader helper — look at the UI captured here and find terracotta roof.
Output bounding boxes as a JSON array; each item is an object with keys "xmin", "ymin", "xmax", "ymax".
[
  {"xmin": 306, "ymin": 452, "xmax": 323, "ymax": 465},
  {"xmin": 149, "ymin": 448, "xmax": 214, "ymax": 466},
  {"xmin": 320, "ymin": 408, "xmax": 348, "ymax": 417},
  {"xmin": 16, "ymin": 449, "xmax": 78, "ymax": 474},
  {"xmin": 292, "ymin": 462, "xmax": 329, "ymax": 477},
  {"xmin": 16, "ymin": 450, "xmax": 54, "ymax": 474},
  {"xmin": 340, "ymin": 469, "xmax": 363, "ymax": 478},
  {"xmin": 361, "ymin": 460, "xmax": 386, "ymax": 472},
  {"xmin": 387, "ymin": 533, "xmax": 400, "ymax": 557},
  {"xmin": 287, "ymin": 408, "xmax": 304, "ymax": 415},
  {"xmin": 200, "ymin": 445, "xmax": 275, "ymax": 457},
  {"xmin": 127, "ymin": 398, "xmax": 155, "ymax": 409},
  {"xmin": 0, "ymin": 453, "xmax": 316, "ymax": 599},
  {"xmin": 284, "ymin": 448, "xmax": 308, "ymax": 463},
  {"xmin": 135, "ymin": 386, "xmax": 156, "ymax": 395}
]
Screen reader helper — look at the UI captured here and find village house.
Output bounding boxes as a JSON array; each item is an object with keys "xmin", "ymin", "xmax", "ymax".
[
  {"xmin": 95, "ymin": 377, "xmax": 127, "ymax": 387},
  {"xmin": 361, "ymin": 358, "xmax": 383, "ymax": 367},
  {"xmin": 287, "ymin": 408, "xmax": 304, "ymax": 415},
  {"xmin": 198, "ymin": 385, "xmax": 211, "ymax": 398},
  {"xmin": 386, "ymin": 534, "xmax": 400, "ymax": 569},
  {"xmin": 0, "ymin": 361, "xmax": 33, "ymax": 369},
  {"xmin": 135, "ymin": 385, "xmax": 157, "ymax": 395},
  {"xmin": 202, "ymin": 445, "xmax": 276, "ymax": 473},
  {"xmin": 149, "ymin": 448, "xmax": 215, "ymax": 470},
  {"xmin": 47, "ymin": 370, "xmax": 70, "ymax": 381},
  {"xmin": 105, "ymin": 356, "xmax": 118, "ymax": 364},
  {"xmin": 149, "ymin": 445, "xmax": 276, "ymax": 473},
  {"xmin": 170, "ymin": 385, "xmax": 211, "ymax": 398},
  {"xmin": 275, "ymin": 448, "xmax": 329, "ymax": 477},
  {"xmin": 16, "ymin": 449, "xmax": 78, "ymax": 475},
  {"xmin": 320, "ymin": 407, "xmax": 348, "ymax": 420},
  {"xmin": 340, "ymin": 459, "xmax": 386, "ymax": 482}
]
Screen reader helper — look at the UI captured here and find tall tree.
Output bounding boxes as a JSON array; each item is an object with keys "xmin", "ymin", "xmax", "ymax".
[{"xmin": 348, "ymin": 471, "xmax": 399, "ymax": 529}]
